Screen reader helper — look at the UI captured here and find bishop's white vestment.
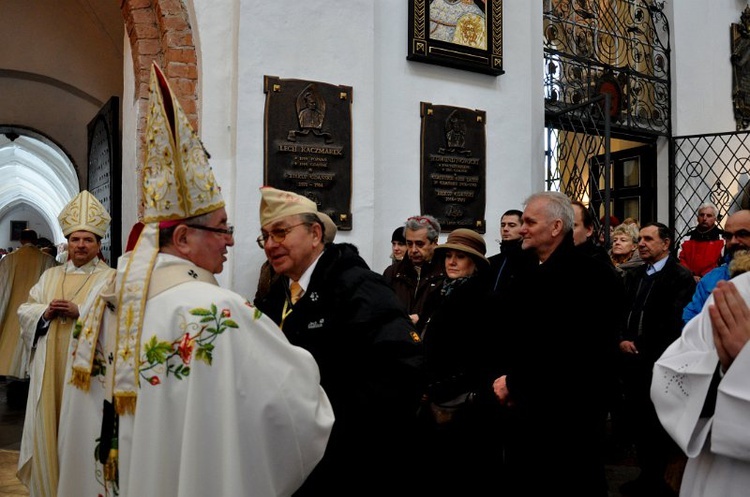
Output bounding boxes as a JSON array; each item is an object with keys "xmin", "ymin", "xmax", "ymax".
[{"xmin": 57, "ymin": 253, "xmax": 334, "ymax": 497}]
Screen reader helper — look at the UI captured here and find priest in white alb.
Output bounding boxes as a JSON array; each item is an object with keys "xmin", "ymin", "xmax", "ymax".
[
  {"xmin": 651, "ymin": 270, "xmax": 750, "ymax": 497},
  {"xmin": 17, "ymin": 190, "xmax": 115, "ymax": 497}
]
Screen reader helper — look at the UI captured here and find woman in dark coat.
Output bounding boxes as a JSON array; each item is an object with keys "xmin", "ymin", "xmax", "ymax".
[{"xmin": 417, "ymin": 228, "xmax": 503, "ymax": 495}]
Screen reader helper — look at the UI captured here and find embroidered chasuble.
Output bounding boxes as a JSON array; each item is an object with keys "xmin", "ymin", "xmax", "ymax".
[
  {"xmin": 0, "ymin": 245, "xmax": 57, "ymax": 377},
  {"xmin": 16, "ymin": 259, "xmax": 115, "ymax": 497},
  {"xmin": 56, "ymin": 254, "xmax": 333, "ymax": 497}
]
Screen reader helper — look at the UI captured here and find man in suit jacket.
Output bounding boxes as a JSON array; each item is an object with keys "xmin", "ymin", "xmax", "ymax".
[{"xmin": 619, "ymin": 222, "xmax": 696, "ymax": 496}]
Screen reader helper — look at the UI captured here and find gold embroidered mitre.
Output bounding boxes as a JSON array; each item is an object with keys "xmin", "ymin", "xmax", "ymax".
[
  {"xmin": 58, "ymin": 190, "xmax": 111, "ymax": 237},
  {"xmin": 141, "ymin": 62, "xmax": 224, "ymax": 223},
  {"xmin": 114, "ymin": 62, "xmax": 225, "ymax": 415}
]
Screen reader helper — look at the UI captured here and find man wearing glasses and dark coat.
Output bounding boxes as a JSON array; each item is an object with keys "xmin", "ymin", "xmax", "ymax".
[
  {"xmin": 253, "ymin": 186, "xmax": 425, "ymax": 496},
  {"xmin": 386, "ymin": 214, "xmax": 446, "ymax": 333}
]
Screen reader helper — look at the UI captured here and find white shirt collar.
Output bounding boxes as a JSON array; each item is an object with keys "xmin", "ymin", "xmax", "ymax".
[{"xmin": 290, "ymin": 249, "xmax": 325, "ymax": 293}]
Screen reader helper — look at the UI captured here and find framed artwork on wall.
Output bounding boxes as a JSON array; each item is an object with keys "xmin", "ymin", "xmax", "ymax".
[
  {"xmin": 408, "ymin": 0, "xmax": 504, "ymax": 76},
  {"xmin": 10, "ymin": 220, "xmax": 28, "ymax": 241}
]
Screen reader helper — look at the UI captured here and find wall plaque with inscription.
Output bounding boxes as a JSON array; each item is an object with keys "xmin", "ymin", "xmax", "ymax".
[
  {"xmin": 263, "ymin": 76, "xmax": 353, "ymax": 229},
  {"xmin": 732, "ymin": 7, "xmax": 750, "ymax": 130},
  {"xmin": 420, "ymin": 102, "xmax": 486, "ymax": 233}
]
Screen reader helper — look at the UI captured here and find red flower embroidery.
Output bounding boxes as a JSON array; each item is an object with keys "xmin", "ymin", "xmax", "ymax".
[
  {"xmin": 177, "ymin": 333, "xmax": 194, "ymax": 364},
  {"xmin": 149, "ymin": 376, "xmax": 161, "ymax": 385},
  {"xmin": 222, "ymin": 308, "xmax": 231, "ymax": 318}
]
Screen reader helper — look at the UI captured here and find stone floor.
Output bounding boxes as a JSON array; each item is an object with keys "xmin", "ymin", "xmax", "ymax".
[
  {"xmin": 0, "ymin": 378, "xmax": 28, "ymax": 497},
  {"xmin": 0, "ymin": 376, "xmax": 642, "ymax": 497}
]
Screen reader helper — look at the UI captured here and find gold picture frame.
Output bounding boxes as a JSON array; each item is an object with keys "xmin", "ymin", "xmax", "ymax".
[{"xmin": 408, "ymin": 0, "xmax": 504, "ymax": 76}]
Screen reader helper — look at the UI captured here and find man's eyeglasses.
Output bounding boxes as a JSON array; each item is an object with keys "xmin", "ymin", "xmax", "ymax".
[
  {"xmin": 724, "ymin": 229, "xmax": 750, "ymax": 241},
  {"xmin": 256, "ymin": 223, "xmax": 308, "ymax": 248},
  {"xmin": 185, "ymin": 224, "xmax": 235, "ymax": 236}
]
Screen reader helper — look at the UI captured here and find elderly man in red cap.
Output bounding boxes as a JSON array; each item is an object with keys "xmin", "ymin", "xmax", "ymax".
[
  {"xmin": 254, "ymin": 186, "xmax": 425, "ymax": 496},
  {"xmin": 55, "ymin": 63, "xmax": 334, "ymax": 497}
]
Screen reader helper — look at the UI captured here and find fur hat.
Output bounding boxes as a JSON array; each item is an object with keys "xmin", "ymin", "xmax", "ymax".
[
  {"xmin": 259, "ymin": 186, "xmax": 336, "ymax": 243},
  {"xmin": 58, "ymin": 190, "xmax": 111, "ymax": 238},
  {"xmin": 434, "ymin": 228, "xmax": 489, "ymax": 265}
]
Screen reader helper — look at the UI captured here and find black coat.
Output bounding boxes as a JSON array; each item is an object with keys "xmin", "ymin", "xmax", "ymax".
[
  {"xmin": 621, "ymin": 255, "xmax": 696, "ymax": 364},
  {"xmin": 487, "ymin": 238, "xmax": 536, "ymax": 298},
  {"xmin": 498, "ymin": 234, "xmax": 625, "ymax": 496},
  {"xmin": 254, "ymin": 242, "xmax": 425, "ymax": 495},
  {"xmin": 387, "ymin": 253, "xmax": 446, "ymax": 331},
  {"xmin": 417, "ymin": 270, "xmax": 505, "ymax": 494}
]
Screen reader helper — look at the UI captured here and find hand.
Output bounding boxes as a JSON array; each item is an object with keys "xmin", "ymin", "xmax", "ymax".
[
  {"xmin": 493, "ymin": 375, "xmax": 513, "ymax": 406},
  {"xmin": 619, "ymin": 340, "xmax": 638, "ymax": 354},
  {"xmin": 709, "ymin": 280, "xmax": 750, "ymax": 372},
  {"xmin": 409, "ymin": 314, "xmax": 419, "ymax": 325},
  {"xmin": 48, "ymin": 299, "xmax": 80, "ymax": 321},
  {"xmin": 43, "ymin": 306, "xmax": 58, "ymax": 321}
]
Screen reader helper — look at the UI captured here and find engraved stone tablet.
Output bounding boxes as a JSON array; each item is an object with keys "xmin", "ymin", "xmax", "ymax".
[
  {"xmin": 420, "ymin": 102, "xmax": 486, "ymax": 233},
  {"xmin": 263, "ymin": 76, "xmax": 353, "ymax": 229}
]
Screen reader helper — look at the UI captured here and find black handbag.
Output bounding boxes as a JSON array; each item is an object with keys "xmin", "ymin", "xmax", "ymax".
[{"xmin": 428, "ymin": 391, "xmax": 475, "ymax": 426}]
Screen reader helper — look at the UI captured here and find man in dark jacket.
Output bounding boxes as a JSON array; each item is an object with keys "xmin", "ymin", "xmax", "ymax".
[
  {"xmin": 572, "ymin": 200, "xmax": 616, "ymax": 267},
  {"xmin": 619, "ymin": 222, "xmax": 696, "ymax": 496},
  {"xmin": 488, "ymin": 208, "xmax": 536, "ymax": 296},
  {"xmin": 253, "ymin": 187, "xmax": 424, "ymax": 496},
  {"xmin": 388, "ymin": 214, "xmax": 446, "ymax": 332},
  {"xmin": 492, "ymin": 191, "xmax": 624, "ymax": 497}
]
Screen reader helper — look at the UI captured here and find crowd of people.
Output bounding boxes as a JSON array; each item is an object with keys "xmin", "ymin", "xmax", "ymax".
[{"xmin": 1, "ymin": 65, "xmax": 750, "ymax": 497}]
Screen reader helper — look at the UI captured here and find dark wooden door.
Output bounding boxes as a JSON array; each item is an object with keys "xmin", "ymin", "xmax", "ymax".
[{"xmin": 87, "ymin": 96, "xmax": 121, "ymax": 266}]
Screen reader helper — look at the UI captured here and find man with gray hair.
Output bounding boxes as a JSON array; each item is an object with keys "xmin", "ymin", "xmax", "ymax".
[
  {"xmin": 387, "ymin": 214, "xmax": 446, "ymax": 331},
  {"xmin": 679, "ymin": 202, "xmax": 725, "ymax": 282},
  {"xmin": 491, "ymin": 191, "xmax": 624, "ymax": 496},
  {"xmin": 254, "ymin": 186, "xmax": 424, "ymax": 496}
]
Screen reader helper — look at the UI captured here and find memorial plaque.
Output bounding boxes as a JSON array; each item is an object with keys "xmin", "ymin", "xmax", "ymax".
[
  {"xmin": 263, "ymin": 76, "xmax": 353, "ymax": 229},
  {"xmin": 420, "ymin": 102, "xmax": 486, "ymax": 233},
  {"xmin": 733, "ymin": 7, "xmax": 750, "ymax": 130}
]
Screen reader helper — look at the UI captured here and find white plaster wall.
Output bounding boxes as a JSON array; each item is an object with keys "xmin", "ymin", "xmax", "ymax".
[
  {"xmin": 120, "ymin": 39, "xmax": 138, "ymax": 261},
  {"xmin": 125, "ymin": 0, "xmax": 702, "ymax": 298},
  {"xmin": 200, "ymin": 0, "xmax": 544, "ymax": 298},
  {"xmin": 0, "ymin": 206, "xmax": 55, "ymax": 250},
  {"xmin": 0, "ymin": 0, "xmax": 123, "ymax": 174},
  {"xmin": 672, "ymin": 0, "xmax": 739, "ymax": 136}
]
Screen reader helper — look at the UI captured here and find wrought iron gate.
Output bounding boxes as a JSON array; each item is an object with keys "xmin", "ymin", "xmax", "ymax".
[
  {"xmin": 672, "ymin": 130, "xmax": 750, "ymax": 246},
  {"xmin": 545, "ymin": 93, "xmax": 613, "ymax": 241}
]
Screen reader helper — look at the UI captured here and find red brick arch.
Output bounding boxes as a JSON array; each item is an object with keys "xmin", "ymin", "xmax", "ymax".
[{"xmin": 121, "ymin": 0, "xmax": 199, "ymax": 150}]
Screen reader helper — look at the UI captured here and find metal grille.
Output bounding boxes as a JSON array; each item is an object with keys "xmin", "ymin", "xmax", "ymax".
[
  {"xmin": 544, "ymin": 0, "xmax": 671, "ymax": 137},
  {"xmin": 546, "ymin": 94, "xmax": 613, "ymax": 239},
  {"xmin": 672, "ymin": 131, "xmax": 750, "ymax": 246}
]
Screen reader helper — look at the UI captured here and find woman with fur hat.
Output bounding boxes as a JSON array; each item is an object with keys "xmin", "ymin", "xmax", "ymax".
[{"xmin": 416, "ymin": 228, "xmax": 504, "ymax": 494}]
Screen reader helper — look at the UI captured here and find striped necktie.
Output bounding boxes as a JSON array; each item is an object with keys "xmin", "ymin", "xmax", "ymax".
[{"xmin": 290, "ymin": 281, "xmax": 303, "ymax": 304}]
